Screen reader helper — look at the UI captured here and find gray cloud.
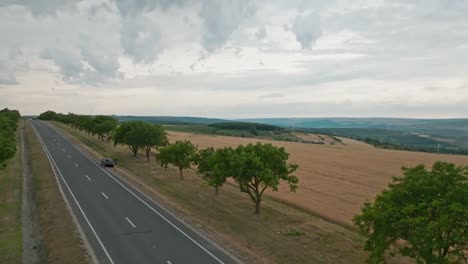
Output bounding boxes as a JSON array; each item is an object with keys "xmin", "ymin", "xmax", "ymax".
[
  {"xmin": 255, "ymin": 25, "xmax": 267, "ymax": 40},
  {"xmin": 114, "ymin": 0, "xmax": 187, "ymax": 16},
  {"xmin": 292, "ymin": 12, "xmax": 322, "ymax": 49},
  {"xmin": 1, "ymin": 0, "xmax": 468, "ymax": 117},
  {"xmin": 120, "ymin": 16, "xmax": 164, "ymax": 63},
  {"xmin": 259, "ymin": 93, "xmax": 283, "ymax": 99},
  {"xmin": 199, "ymin": 0, "xmax": 257, "ymax": 52},
  {"xmin": 0, "ymin": 60, "xmax": 18, "ymax": 85},
  {"xmin": 40, "ymin": 38, "xmax": 121, "ymax": 84},
  {"xmin": 0, "ymin": 0, "xmax": 76, "ymax": 16}
]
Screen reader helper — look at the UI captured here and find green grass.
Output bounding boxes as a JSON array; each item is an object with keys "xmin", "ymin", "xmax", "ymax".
[
  {"xmin": 0, "ymin": 125, "xmax": 23, "ymax": 264},
  {"xmin": 52, "ymin": 122, "xmax": 383, "ymax": 264}
]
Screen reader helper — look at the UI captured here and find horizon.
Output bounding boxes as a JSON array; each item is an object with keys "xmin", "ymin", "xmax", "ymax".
[{"xmin": 23, "ymin": 112, "xmax": 468, "ymax": 120}]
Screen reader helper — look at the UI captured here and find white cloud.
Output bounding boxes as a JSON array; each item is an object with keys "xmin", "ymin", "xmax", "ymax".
[{"xmin": 0, "ymin": 0, "xmax": 467, "ymax": 117}]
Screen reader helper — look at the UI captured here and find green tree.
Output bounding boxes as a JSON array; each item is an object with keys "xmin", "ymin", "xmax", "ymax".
[
  {"xmin": 0, "ymin": 109, "xmax": 20, "ymax": 169},
  {"xmin": 353, "ymin": 162, "xmax": 468, "ymax": 264},
  {"xmin": 141, "ymin": 124, "xmax": 168, "ymax": 162},
  {"xmin": 230, "ymin": 143, "xmax": 299, "ymax": 214},
  {"xmin": 196, "ymin": 147, "xmax": 232, "ymax": 194},
  {"xmin": 155, "ymin": 148, "xmax": 170, "ymax": 170},
  {"xmin": 113, "ymin": 121, "xmax": 147, "ymax": 157},
  {"xmin": 91, "ymin": 116, "xmax": 117, "ymax": 142},
  {"xmin": 158, "ymin": 140, "xmax": 197, "ymax": 180}
]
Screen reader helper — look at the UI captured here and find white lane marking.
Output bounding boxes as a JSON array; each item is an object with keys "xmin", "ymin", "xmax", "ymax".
[
  {"xmin": 75, "ymin": 163, "xmax": 79, "ymax": 167},
  {"xmin": 101, "ymin": 192, "xmax": 109, "ymax": 200},
  {"xmin": 49, "ymin": 124, "xmax": 226, "ymax": 264},
  {"xmin": 125, "ymin": 217, "xmax": 136, "ymax": 228},
  {"xmin": 167, "ymin": 261, "xmax": 172, "ymax": 264},
  {"xmin": 62, "ymin": 148, "xmax": 66, "ymax": 152},
  {"xmin": 67, "ymin": 155, "xmax": 71, "ymax": 158},
  {"xmin": 32, "ymin": 123, "xmax": 115, "ymax": 264},
  {"xmin": 85, "ymin": 175, "xmax": 92, "ymax": 181}
]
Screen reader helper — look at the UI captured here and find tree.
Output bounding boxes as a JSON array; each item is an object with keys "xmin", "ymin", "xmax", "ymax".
[
  {"xmin": 113, "ymin": 121, "xmax": 148, "ymax": 157},
  {"xmin": 91, "ymin": 116, "xmax": 117, "ymax": 142},
  {"xmin": 230, "ymin": 143, "xmax": 299, "ymax": 214},
  {"xmin": 157, "ymin": 140, "xmax": 197, "ymax": 180},
  {"xmin": 0, "ymin": 108, "xmax": 20, "ymax": 170},
  {"xmin": 196, "ymin": 147, "xmax": 231, "ymax": 194},
  {"xmin": 155, "ymin": 148, "xmax": 170, "ymax": 170},
  {"xmin": 141, "ymin": 124, "xmax": 168, "ymax": 162},
  {"xmin": 353, "ymin": 162, "xmax": 468, "ymax": 264}
]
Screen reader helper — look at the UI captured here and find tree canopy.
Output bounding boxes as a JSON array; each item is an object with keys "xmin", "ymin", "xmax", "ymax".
[
  {"xmin": 140, "ymin": 123, "xmax": 168, "ymax": 162},
  {"xmin": 38, "ymin": 111, "xmax": 118, "ymax": 141},
  {"xmin": 0, "ymin": 108, "xmax": 21, "ymax": 170},
  {"xmin": 230, "ymin": 143, "xmax": 298, "ymax": 214},
  {"xmin": 195, "ymin": 147, "xmax": 232, "ymax": 194},
  {"xmin": 353, "ymin": 162, "xmax": 468, "ymax": 264},
  {"xmin": 156, "ymin": 140, "xmax": 197, "ymax": 179}
]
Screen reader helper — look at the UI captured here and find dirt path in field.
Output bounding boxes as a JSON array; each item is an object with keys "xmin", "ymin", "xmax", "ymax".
[{"xmin": 168, "ymin": 131, "xmax": 468, "ymax": 226}]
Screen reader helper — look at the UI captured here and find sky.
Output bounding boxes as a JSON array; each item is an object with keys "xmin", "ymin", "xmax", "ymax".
[{"xmin": 0, "ymin": 0, "xmax": 467, "ymax": 118}]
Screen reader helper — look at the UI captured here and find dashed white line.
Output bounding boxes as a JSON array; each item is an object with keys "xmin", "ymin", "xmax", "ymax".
[
  {"xmin": 67, "ymin": 155, "xmax": 71, "ymax": 158},
  {"xmin": 125, "ymin": 217, "xmax": 136, "ymax": 228},
  {"xmin": 75, "ymin": 163, "xmax": 79, "ymax": 167},
  {"xmin": 101, "ymin": 192, "xmax": 109, "ymax": 200},
  {"xmin": 167, "ymin": 261, "xmax": 172, "ymax": 264},
  {"xmin": 31, "ymin": 123, "xmax": 115, "ymax": 264},
  {"xmin": 85, "ymin": 175, "xmax": 92, "ymax": 181}
]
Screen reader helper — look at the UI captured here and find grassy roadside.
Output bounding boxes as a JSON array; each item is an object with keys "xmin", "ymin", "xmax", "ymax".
[
  {"xmin": 23, "ymin": 121, "xmax": 89, "ymax": 264},
  {"xmin": 52, "ymin": 121, "xmax": 376, "ymax": 264},
  {"xmin": 0, "ymin": 123, "xmax": 22, "ymax": 264}
]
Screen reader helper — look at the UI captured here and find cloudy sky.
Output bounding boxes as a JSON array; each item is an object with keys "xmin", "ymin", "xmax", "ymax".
[{"xmin": 1, "ymin": 0, "xmax": 467, "ymax": 118}]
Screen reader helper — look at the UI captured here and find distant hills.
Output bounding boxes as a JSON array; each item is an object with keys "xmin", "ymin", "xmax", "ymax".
[
  {"xmin": 114, "ymin": 116, "xmax": 468, "ymax": 154},
  {"xmin": 114, "ymin": 115, "xmax": 225, "ymax": 125},
  {"xmin": 240, "ymin": 118, "xmax": 468, "ymax": 149}
]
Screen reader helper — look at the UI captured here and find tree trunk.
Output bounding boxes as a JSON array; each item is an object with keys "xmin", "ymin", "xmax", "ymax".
[
  {"xmin": 215, "ymin": 186, "xmax": 218, "ymax": 195},
  {"xmin": 179, "ymin": 167, "xmax": 184, "ymax": 180},
  {"xmin": 255, "ymin": 199, "xmax": 261, "ymax": 214},
  {"xmin": 130, "ymin": 146, "xmax": 138, "ymax": 157},
  {"xmin": 145, "ymin": 147, "xmax": 150, "ymax": 162}
]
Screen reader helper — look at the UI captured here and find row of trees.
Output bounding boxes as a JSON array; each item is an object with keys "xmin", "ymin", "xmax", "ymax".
[
  {"xmin": 196, "ymin": 143, "xmax": 298, "ymax": 213},
  {"xmin": 38, "ymin": 111, "xmax": 299, "ymax": 214},
  {"xmin": 38, "ymin": 111, "xmax": 118, "ymax": 142},
  {"xmin": 0, "ymin": 108, "xmax": 21, "ymax": 170},
  {"xmin": 113, "ymin": 120, "xmax": 168, "ymax": 161},
  {"xmin": 155, "ymin": 141, "xmax": 298, "ymax": 214}
]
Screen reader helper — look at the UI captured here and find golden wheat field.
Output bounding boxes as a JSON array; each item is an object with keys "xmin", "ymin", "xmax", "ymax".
[{"xmin": 168, "ymin": 131, "xmax": 468, "ymax": 226}]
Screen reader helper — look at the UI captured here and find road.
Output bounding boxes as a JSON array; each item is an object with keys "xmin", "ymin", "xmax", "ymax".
[{"xmin": 31, "ymin": 120, "xmax": 239, "ymax": 264}]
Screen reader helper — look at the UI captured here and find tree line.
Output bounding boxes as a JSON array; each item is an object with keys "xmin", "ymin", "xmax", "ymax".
[
  {"xmin": 0, "ymin": 108, "xmax": 21, "ymax": 170},
  {"xmin": 38, "ymin": 111, "xmax": 299, "ymax": 214}
]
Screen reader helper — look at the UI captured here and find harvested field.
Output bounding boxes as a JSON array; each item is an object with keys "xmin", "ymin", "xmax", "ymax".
[{"xmin": 168, "ymin": 131, "xmax": 468, "ymax": 226}]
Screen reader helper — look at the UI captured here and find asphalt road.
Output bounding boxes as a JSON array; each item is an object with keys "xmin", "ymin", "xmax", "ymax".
[{"xmin": 31, "ymin": 120, "xmax": 239, "ymax": 264}]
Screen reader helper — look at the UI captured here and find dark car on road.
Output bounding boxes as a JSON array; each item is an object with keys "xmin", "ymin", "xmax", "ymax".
[{"xmin": 101, "ymin": 158, "xmax": 116, "ymax": 167}]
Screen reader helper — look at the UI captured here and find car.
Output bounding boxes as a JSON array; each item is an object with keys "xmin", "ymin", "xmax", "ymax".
[{"xmin": 101, "ymin": 158, "xmax": 116, "ymax": 167}]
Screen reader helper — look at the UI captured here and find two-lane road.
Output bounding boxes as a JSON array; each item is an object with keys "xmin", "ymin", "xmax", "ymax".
[{"xmin": 32, "ymin": 120, "xmax": 239, "ymax": 264}]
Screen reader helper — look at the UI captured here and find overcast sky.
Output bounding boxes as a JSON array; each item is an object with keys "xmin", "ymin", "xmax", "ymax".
[{"xmin": 1, "ymin": 0, "xmax": 467, "ymax": 118}]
